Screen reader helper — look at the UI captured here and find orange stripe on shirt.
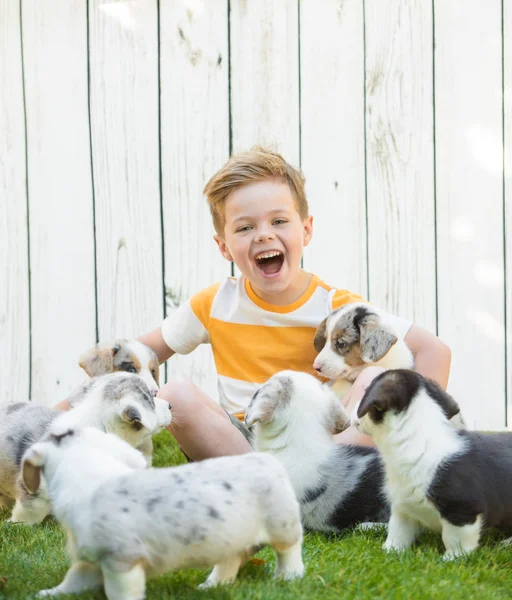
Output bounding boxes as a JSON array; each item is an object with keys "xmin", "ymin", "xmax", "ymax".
[{"xmin": 209, "ymin": 319, "xmax": 320, "ymax": 383}]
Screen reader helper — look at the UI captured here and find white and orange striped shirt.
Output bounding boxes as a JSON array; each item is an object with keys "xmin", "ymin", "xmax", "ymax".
[{"xmin": 161, "ymin": 274, "xmax": 411, "ymax": 415}]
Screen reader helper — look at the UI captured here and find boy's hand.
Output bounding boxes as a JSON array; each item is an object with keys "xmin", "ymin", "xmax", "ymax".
[{"xmin": 404, "ymin": 324, "xmax": 451, "ymax": 389}]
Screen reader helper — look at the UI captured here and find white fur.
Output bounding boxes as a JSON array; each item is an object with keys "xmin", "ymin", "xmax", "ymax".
[
  {"xmin": 247, "ymin": 371, "xmax": 349, "ymax": 509},
  {"xmin": 9, "ymin": 373, "xmax": 171, "ymax": 524},
  {"xmin": 314, "ymin": 303, "xmax": 414, "ymax": 391},
  {"xmin": 26, "ymin": 428, "xmax": 304, "ymax": 599},
  {"xmin": 356, "ymin": 389, "xmax": 474, "ymax": 559},
  {"xmin": 247, "ymin": 371, "xmax": 388, "ymax": 532}
]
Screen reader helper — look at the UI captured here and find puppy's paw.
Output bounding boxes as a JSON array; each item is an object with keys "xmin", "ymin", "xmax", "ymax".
[
  {"xmin": 36, "ymin": 588, "xmax": 61, "ymax": 597},
  {"xmin": 382, "ymin": 539, "xmax": 407, "ymax": 553}
]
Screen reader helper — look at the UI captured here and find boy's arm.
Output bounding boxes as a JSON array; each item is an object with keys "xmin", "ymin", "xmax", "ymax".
[
  {"xmin": 138, "ymin": 327, "xmax": 175, "ymax": 364},
  {"xmin": 404, "ymin": 324, "xmax": 451, "ymax": 389}
]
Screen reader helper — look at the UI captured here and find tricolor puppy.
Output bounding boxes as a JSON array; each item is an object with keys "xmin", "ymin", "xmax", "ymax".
[
  {"xmin": 355, "ymin": 369, "xmax": 511, "ymax": 559},
  {"xmin": 79, "ymin": 339, "xmax": 160, "ymax": 395},
  {"xmin": 23, "ymin": 427, "xmax": 304, "ymax": 598},
  {"xmin": 313, "ymin": 303, "xmax": 414, "ymax": 399},
  {"xmin": 246, "ymin": 371, "xmax": 389, "ymax": 533},
  {"xmin": 0, "ymin": 373, "xmax": 171, "ymax": 524}
]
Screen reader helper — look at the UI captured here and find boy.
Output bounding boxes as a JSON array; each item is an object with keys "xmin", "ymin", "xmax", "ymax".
[{"xmin": 138, "ymin": 148, "xmax": 451, "ymax": 461}]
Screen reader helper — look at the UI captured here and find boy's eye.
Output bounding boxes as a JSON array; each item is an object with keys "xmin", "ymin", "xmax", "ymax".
[
  {"xmin": 273, "ymin": 219, "xmax": 287, "ymax": 225},
  {"xmin": 236, "ymin": 225, "xmax": 252, "ymax": 233}
]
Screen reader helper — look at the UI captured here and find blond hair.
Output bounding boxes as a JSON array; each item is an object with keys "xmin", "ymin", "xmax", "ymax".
[{"xmin": 203, "ymin": 147, "xmax": 308, "ymax": 235}]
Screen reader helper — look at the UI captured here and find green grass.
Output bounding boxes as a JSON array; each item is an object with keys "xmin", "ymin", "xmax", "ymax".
[{"xmin": 1, "ymin": 431, "xmax": 512, "ymax": 599}]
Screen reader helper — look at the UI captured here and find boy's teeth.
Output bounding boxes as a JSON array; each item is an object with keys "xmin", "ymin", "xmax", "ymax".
[{"xmin": 256, "ymin": 251, "xmax": 282, "ymax": 260}]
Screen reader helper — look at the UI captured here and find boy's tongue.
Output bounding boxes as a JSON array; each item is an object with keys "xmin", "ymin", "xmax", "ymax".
[{"xmin": 257, "ymin": 255, "xmax": 283, "ymax": 275}]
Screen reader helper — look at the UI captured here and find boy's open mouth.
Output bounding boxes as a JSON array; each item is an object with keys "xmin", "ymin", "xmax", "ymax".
[{"xmin": 254, "ymin": 251, "xmax": 284, "ymax": 275}]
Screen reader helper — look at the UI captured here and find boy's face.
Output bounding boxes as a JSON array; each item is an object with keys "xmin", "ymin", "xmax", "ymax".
[{"xmin": 214, "ymin": 180, "xmax": 313, "ymax": 303}]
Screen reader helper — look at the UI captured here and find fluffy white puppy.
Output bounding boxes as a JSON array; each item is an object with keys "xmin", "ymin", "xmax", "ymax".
[
  {"xmin": 246, "ymin": 371, "xmax": 389, "ymax": 532},
  {"xmin": 354, "ymin": 369, "xmax": 512, "ymax": 559},
  {"xmin": 22, "ymin": 427, "xmax": 304, "ymax": 599},
  {"xmin": 2, "ymin": 373, "xmax": 171, "ymax": 524}
]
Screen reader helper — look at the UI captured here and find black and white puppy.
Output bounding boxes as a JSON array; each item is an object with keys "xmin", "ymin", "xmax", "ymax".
[
  {"xmin": 246, "ymin": 371, "xmax": 390, "ymax": 533},
  {"xmin": 313, "ymin": 303, "xmax": 414, "ymax": 400},
  {"xmin": 355, "ymin": 369, "xmax": 512, "ymax": 559}
]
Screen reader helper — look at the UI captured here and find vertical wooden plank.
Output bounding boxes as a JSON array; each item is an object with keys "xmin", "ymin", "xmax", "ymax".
[
  {"xmin": 365, "ymin": 0, "xmax": 436, "ymax": 331},
  {"xmin": 230, "ymin": 0, "xmax": 300, "ymax": 163},
  {"xmin": 504, "ymin": 0, "xmax": 511, "ymax": 426},
  {"xmin": 300, "ymin": 0, "xmax": 367, "ymax": 294},
  {"xmin": 89, "ymin": 0, "xmax": 163, "ymax": 339},
  {"xmin": 436, "ymin": 0, "xmax": 505, "ymax": 429},
  {"xmin": 160, "ymin": 0, "xmax": 230, "ymax": 398},
  {"xmin": 0, "ymin": 0, "xmax": 30, "ymax": 405},
  {"xmin": 22, "ymin": 1, "xmax": 96, "ymax": 405}
]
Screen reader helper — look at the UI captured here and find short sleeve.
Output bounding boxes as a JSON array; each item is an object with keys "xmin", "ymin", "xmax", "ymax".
[
  {"xmin": 330, "ymin": 289, "xmax": 366, "ymax": 311},
  {"xmin": 161, "ymin": 283, "xmax": 220, "ymax": 355},
  {"xmin": 385, "ymin": 314, "xmax": 412, "ymax": 340}
]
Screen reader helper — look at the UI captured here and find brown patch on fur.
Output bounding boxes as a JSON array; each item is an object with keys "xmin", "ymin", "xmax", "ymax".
[
  {"xmin": 149, "ymin": 358, "xmax": 160, "ymax": 385},
  {"xmin": 79, "ymin": 347, "xmax": 114, "ymax": 377},
  {"xmin": 343, "ymin": 344, "xmax": 365, "ymax": 367},
  {"xmin": 314, "ymin": 319, "xmax": 327, "ymax": 352},
  {"xmin": 21, "ymin": 460, "xmax": 41, "ymax": 495}
]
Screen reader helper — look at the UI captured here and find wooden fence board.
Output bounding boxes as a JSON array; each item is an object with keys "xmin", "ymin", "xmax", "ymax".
[
  {"xmin": 435, "ymin": 0, "xmax": 505, "ymax": 429},
  {"xmin": 364, "ymin": 0, "xmax": 436, "ymax": 331},
  {"xmin": 89, "ymin": 0, "xmax": 163, "ymax": 340},
  {"xmin": 504, "ymin": 0, "xmax": 512, "ymax": 426},
  {"xmin": 0, "ymin": 0, "xmax": 30, "ymax": 404},
  {"xmin": 22, "ymin": 0, "xmax": 96, "ymax": 405},
  {"xmin": 300, "ymin": 0, "xmax": 367, "ymax": 294},
  {"xmin": 160, "ymin": 0, "xmax": 230, "ymax": 398},
  {"xmin": 230, "ymin": 0, "xmax": 300, "ymax": 162}
]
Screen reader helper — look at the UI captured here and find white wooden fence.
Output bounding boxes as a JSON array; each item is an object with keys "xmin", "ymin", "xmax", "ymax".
[{"xmin": 1, "ymin": 0, "xmax": 511, "ymax": 430}]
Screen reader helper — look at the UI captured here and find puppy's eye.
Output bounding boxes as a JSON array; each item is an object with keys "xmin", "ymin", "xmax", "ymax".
[
  {"xmin": 373, "ymin": 404, "xmax": 384, "ymax": 413},
  {"xmin": 335, "ymin": 339, "xmax": 347, "ymax": 350},
  {"xmin": 126, "ymin": 366, "xmax": 137, "ymax": 374}
]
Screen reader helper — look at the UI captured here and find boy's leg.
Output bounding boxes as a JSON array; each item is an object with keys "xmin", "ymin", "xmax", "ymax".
[
  {"xmin": 333, "ymin": 366, "xmax": 385, "ymax": 447},
  {"xmin": 157, "ymin": 381, "xmax": 252, "ymax": 461}
]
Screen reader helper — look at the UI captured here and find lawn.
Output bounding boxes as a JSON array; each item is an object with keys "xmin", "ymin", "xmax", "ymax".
[{"xmin": 1, "ymin": 430, "xmax": 512, "ymax": 600}]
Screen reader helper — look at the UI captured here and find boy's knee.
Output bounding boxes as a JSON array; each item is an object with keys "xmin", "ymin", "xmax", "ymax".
[
  {"xmin": 158, "ymin": 379, "xmax": 199, "ymax": 407},
  {"xmin": 157, "ymin": 380, "xmax": 224, "ymax": 431}
]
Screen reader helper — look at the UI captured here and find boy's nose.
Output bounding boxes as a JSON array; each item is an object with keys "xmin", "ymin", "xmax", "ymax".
[{"xmin": 255, "ymin": 230, "xmax": 275, "ymax": 242}]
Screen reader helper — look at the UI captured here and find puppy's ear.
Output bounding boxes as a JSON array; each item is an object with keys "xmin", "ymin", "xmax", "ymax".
[
  {"xmin": 121, "ymin": 406, "xmax": 144, "ymax": 431},
  {"xmin": 325, "ymin": 395, "xmax": 351, "ymax": 434},
  {"xmin": 314, "ymin": 318, "xmax": 328, "ymax": 353},
  {"xmin": 245, "ymin": 388, "xmax": 278, "ymax": 428},
  {"xmin": 359, "ymin": 315, "xmax": 397, "ymax": 363},
  {"xmin": 423, "ymin": 378, "xmax": 461, "ymax": 420},
  {"xmin": 79, "ymin": 343, "xmax": 118, "ymax": 377},
  {"xmin": 21, "ymin": 448, "xmax": 45, "ymax": 495}
]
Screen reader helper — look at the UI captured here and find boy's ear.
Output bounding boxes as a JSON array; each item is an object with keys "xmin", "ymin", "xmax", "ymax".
[
  {"xmin": 213, "ymin": 235, "xmax": 233, "ymax": 262},
  {"xmin": 302, "ymin": 215, "xmax": 313, "ymax": 247}
]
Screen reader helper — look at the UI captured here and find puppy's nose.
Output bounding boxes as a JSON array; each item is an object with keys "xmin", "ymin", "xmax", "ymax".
[
  {"xmin": 167, "ymin": 403, "xmax": 172, "ymax": 411},
  {"xmin": 313, "ymin": 361, "xmax": 322, "ymax": 373}
]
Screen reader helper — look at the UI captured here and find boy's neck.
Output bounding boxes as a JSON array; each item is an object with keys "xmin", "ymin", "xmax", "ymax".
[{"xmin": 248, "ymin": 270, "xmax": 313, "ymax": 306}]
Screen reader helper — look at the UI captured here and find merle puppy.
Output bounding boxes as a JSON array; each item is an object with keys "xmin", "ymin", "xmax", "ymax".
[
  {"xmin": 246, "ymin": 370, "xmax": 389, "ymax": 533},
  {"xmin": 355, "ymin": 369, "xmax": 512, "ymax": 559}
]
